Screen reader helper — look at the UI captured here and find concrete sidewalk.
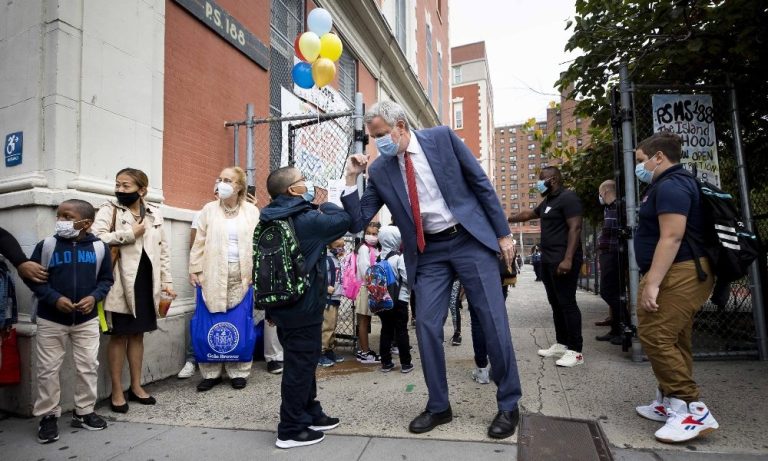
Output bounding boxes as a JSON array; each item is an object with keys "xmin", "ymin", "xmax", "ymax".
[{"xmin": 2, "ymin": 269, "xmax": 767, "ymax": 460}]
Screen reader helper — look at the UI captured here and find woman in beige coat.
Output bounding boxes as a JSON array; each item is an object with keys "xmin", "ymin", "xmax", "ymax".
[
  {"xmin": 189, "ymin": 166, "xmax": 259, "ymax": 391},
  {"xmin": 93, "ymin": 168, "xmax": 175, "ymax": 413}
]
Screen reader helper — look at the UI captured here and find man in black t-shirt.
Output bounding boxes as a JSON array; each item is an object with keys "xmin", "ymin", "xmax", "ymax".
[{"xmin": 509, "ymin": 167, "xmax": 584, "ymax": 367}]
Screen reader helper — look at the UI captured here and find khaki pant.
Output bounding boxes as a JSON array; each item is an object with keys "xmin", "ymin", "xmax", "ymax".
[
  {"xmin": 264, "ymin": 321, "xmax": 283, "ymax": 362},
  {"xmin": 638, "ymin": 259, "xmax": 713, "ymax": 402},
  {"xmin": 199, "ymin": 262, "xmax": 252, "ymax": 379},
  {"xmin": 33, "ymin": 318, "xmax": 100, "ymax": 417},
  {"xmin": 321, "ymin": 304, "xmax": 339, "ymax": 352}
]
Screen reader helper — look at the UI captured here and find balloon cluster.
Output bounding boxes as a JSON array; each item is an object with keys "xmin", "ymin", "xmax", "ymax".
[{"xmin": 292, "ymin": 8, "xmax": 343, "ymax": 89}]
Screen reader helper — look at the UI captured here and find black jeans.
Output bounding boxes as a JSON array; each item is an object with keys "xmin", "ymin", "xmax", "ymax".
[
  {"xmin": 540, "ymin": 259, "xmax": 583, "ymax": 352},
  {"xmin": 533, "ymin": 262, "xmax": 542, "ymax": 280},
  {"xmin": 599, "ymin": 251, "xmax": 627, "ymax": 335},
  {"xmin": 378, "ymin": 300, "xmax": 412, "ymax": 366},
  {"xmin": 467, "ymin": 285, "xmax": 509, "ymax": 369},
  {"xmin": 276, "ymin": 324, "xmax": 325, "ymax": 439}
]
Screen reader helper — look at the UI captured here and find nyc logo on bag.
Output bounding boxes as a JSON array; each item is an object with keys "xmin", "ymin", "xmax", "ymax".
[
  {"xmin": 208, "ymin": 322, "xmax": 240, "ymax": 356},
  {"xmin": 192, "ymin": 286, "xmax": 256, "ymax": 363}
]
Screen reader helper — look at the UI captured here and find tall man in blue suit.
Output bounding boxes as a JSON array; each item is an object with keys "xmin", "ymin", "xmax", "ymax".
[{"xmin": 341, "ymin": 101, "xmax": 522, "ymax": 439}]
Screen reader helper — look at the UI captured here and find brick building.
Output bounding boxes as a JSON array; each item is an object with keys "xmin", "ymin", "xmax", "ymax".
[
  {"xmin": 0, "ymin": 0, "xmax": 448, "ymax": 415},
  {"xmin": 494, "ymin": 89, "xmax": 591, "ymax": 255},
  {"xmin": 450, "ymin": 41, "xmax": 495, "ymax": 177}
]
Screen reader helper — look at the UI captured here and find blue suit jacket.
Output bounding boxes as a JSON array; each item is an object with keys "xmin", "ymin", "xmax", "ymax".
[{"xmin": 341, "ymin": 126, "xmax": 510, "ymax": 286}]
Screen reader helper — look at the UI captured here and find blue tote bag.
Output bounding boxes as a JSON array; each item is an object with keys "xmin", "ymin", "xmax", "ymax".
[{"xmin": 191, "ymin": 286, "xmax": 256, "ymax": 363}]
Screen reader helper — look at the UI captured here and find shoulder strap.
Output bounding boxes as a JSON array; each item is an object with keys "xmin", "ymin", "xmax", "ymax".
[
  {"xmin": 110, "ymin": 205, "xmax": 118, "ymax": 232},
  {"xmin": 41, "ymin": 237, "xmax": 57, "ymax": 268},
  {"xmin": 93, "ymin": 241, "xmax": 105, "ymax": 275}
]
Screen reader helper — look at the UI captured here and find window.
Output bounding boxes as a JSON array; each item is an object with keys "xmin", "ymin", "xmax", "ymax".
[
  {"xmin": 539, "ymin": 123, "xmax": 547, "ymax": 130},
  {"xmin": 502, "ymin": 194, "xmax": 507, "ymax": 200},
  {"xmin": 528, "ymin": 182, "xmax": 535, "ymax": 188},
  {"xmin": 541, "ymin": 162, "xmax": 549, "ymax": 168},
  {"xmin": 529, "ymin": 193, "xmax": 537, "ymax": 199},
  {"xmin": 395, "ymin": 0, "xmax": 407, "ymax": 53},
  {"xmin": 576, "ymin": 117, "xmax": 582, "ymax": 125},
  {"xmin": 336, "ymin": 39, "xmax": 357, "ymax": 107},
  {"xmin": 511, "ymin": 193, "xmax": 518, "ymax": 200},
  {"xmin": 511, "ymin": 174, "xmax": 518, "ymax": 180},
  {"xmin": 512, "ymin": 203, "xmax": 519, "ymax": 210},
  {"xmin": 501, "ymin": 165, "xmax": 506, "ymax": 172},
  {"xmin": 528, "ymin": 173, "xmax": 536, "ymax": 180},
  {"xmin": 501, "ymin": 185, "xmax": 506, "ymax": 190},
  {"xmin": 510, "ymin": 137, "xmax": 516, "ymax": 144},
  {"xmin": 511, "ymin": 146, "xmax": 517, "ymax": 153},
  {"xmin": 577, "ymin": 138, "xmax": 583, "ymax": 146},
  {"xmin": 500, "ymin": 138, "xmax": 505, "ymax": 144},
  {"xmin": 556, "ymin": 119, "xmax": 562, "ymax": 126},
  {"xmin": 509, "ymin": 155, "xmax": 516, "ymax": 162},
  {"xmin": 529, "ymin": 202, "xmax": 536, "ymax": 209},
  {"xmin": 511, "ymin": 128, "xmax": 517, "ymax": 134},
  {"xmin": 557, "ymin": 130, "xmax": 562, "ymax": 138},
  {"xmin": 557, "ymin": 141, "xmax": 562, "ymax": 148},
  {"xmin": 500, "ymin": 129, "xmax": 505, "ymax": 135},
  {"xmin": 500, "ymin": 147, "xmax": 505, "ymax": 153},
  {"xmin": 527, "ymin": 134, "xmax": 533, "ymax": 141},
  {"xmin": 510, "ymin": 165, "xmax": 517, "ymax": 171},
  {"xmin": 528, "ymin": 164, "xmax": 536, "ymax": 170},
  {"xmin": 426, "ymin": 24, "xmax": 433, "ymax": 100},
  {"xmin": 437, "ymin": 51, "xmax": 443, "ymax": 118},
  {"xmin": 453, "ymin": 102, "xmax": 463, "ymax": 129},
  {"xmin": 501, "ymin": 175, "xmax": 506, "ymax": 181},
  {"xmin": 528, "ymin": 144, "xmax": 535, "ymax": 150},
  {"xmin": 528, "ymin": 153, "xmax": 536, "ymax": 160},
  {"xmin": 453, "ymin": 66, "xmax": 462, "ymax": 84},
  {"xmin": 510, "ymin": 184, "xmax": 518, "ymax": 190}
]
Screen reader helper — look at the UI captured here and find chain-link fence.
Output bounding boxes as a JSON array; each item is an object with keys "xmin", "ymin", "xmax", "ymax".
[
  {"xmin": 622, "ymin": 84, "xmax": 762, "ymax": 358},
  {"xmin": 577, "ymin": 221, "xmax": 600, "ymax": 294}
]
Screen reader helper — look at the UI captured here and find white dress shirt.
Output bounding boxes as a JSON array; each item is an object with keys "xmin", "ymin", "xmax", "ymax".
[{"xmin": 345, "ymin": 132, "xmax": 458, "ymax": 233}]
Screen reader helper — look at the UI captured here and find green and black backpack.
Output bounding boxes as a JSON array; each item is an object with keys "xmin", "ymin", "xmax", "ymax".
[{"xmin": 252, "ymin": 218, "xmax": 308, "ymax": 309}]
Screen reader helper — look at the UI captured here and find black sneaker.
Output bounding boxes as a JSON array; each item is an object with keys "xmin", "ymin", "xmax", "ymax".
[
  {"xmin": 451, "ymin": 333, "xmax": 462, "ymax": 346},
  {"xmin": 401, "ymin": 363, "xmax": 415, "ymax": 374},
  {"xmin": 71, "ymin": 412, "xmax": 107, "ymax": 431},
  {"xmin": 38, "ymin": 414, "xmax": 59, "ymax": 444},
  {"xmin": 267, "ymin": 361, "xmax": 284, "ymax": 374},
  {"xmin": 309, "ymin": 415, "xmax": 340, "ymax": 431},
  {"xmin": 275, "ymin": 428, "xmax": 325, "ymax": 449},
  {"xmin": 380, "ymin": 362, "xmax": 395, "ymax": 373}
]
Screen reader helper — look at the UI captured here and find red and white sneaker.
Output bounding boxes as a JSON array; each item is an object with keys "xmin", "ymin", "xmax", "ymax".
[
  {"xmin": 554, "ymin": 350, "xmax": 584, "ymax": 367},
  {"xmin": 635, "ymin": 389, "xmax": 670, "ymax": 422},
  {"xmin": 654, "ymin": 398, "xmax": 719, "ymax": 443}
]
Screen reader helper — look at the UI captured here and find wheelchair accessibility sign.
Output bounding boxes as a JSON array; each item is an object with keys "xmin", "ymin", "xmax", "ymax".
[{"xmin": 5, "ymin": 131, "xmax": 22, "ymax": 167}]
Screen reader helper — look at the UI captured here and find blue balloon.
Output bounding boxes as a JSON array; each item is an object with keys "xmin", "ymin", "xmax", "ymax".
[
  {"xmin": 292, "ymin": 62, "xmax": 314, "ymax": 89},
  {"xmin": 307, "ymin": 8, "xmax": 333, "ymax": 35}
]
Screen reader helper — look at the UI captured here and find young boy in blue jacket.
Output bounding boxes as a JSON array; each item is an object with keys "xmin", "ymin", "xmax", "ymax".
[
  {"xmin": 260, "ymin": 167, "xmax": 351, "ymax": 449},
  {"xmin": 26, "ymin": 200, "xmax": 114, "ymax": 444}
]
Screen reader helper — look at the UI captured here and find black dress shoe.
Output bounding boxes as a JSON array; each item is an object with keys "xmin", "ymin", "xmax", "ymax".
[
  {"xmin": 408, "ymin": 406, "xmax": 453, "ymax": 434},
  {"xmin": 197, "ymin": 377, "xmax": 223, "ymax": 392},
  {"xmin": 488, "ymin": 408, "xmax": 519, "ymax": 439},
  {"xmin": 595, "ymin": 332, "xmax": 619, "ymax": 342},
  {"xmin": 109, "ymin": 394, "xmax": 129, "ymax": 413},
  {"xmin": 127, "ymin": 388, "xmax": 156, "ymax": 405},
  {"xmin": 610, "ymin": 335, "xmax": 624, "ymax": 346},
  {"xmin": 231, "ymin": 377, "xmax": 247, "ymax": 389}
]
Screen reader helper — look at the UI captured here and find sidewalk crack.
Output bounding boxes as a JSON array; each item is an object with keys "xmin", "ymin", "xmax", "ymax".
[{"xmin": 527, "ymin": 328, "xmax": 546, "ymax": 414}]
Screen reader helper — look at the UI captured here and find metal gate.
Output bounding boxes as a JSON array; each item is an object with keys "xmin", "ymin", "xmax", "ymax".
[
  {"xmin": 612, "ymin": 69, "xmax": 767, "ymax": 360},
  {"xmin": 225, "ymin": 92, "xmax": 366, "ymax": 352}
]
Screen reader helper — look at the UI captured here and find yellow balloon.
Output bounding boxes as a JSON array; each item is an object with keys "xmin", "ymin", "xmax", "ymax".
[
  {"xmin": 312, "ymin": 58, "xmax": 336, "ymax": 88},
  {"xmin": 298, "ymin": 32, "xmax": 321, "ymax": 62},
  {"xmin": 319, "ymin": 33, "xmax": 343, "ymax": 61}
]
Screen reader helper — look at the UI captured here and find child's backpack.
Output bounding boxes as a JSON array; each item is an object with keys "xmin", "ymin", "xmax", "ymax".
[
  {"xmin": 252, "ymin": 218, "xmax": 308, "ymax": 309},
  {"xmin": 341, "ymin": 244, "xmax": 376, "ymax": 300},
  {"xmin": 365, "ymin": 251, "xmax": 401, "ymax": 314},
  {"xmin": 658, "ymin": 171, "xmax": 760, "ymax": 283},
  {"xmin": 0, "ymin": 260, "xmax": 18, "ymax": 329}
]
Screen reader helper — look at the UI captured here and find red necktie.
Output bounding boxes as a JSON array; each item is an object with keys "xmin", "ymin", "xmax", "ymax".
[{"xmin": 404, "ymin": 152, "xmax": 425, "ymax": 252}]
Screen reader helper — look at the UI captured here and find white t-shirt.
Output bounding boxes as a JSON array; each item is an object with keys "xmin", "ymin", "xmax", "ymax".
[{"xmin": 226, "ymin": 219, "xmax": 239, "ymax": 262}]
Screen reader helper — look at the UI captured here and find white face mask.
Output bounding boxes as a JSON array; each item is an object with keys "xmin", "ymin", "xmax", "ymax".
[
  {"xmin": 55, "ymin": 221, "xmax": 82, "ymax": 239},
  {"xmin": 216, "ymin": 182, "xmax": 235, "ymax": 200}
]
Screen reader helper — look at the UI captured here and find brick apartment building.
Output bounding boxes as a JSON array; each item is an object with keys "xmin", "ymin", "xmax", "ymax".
[
  {"xmin": 494, "ymin": 89, "xmax": 591, "ymax": 255},
  {"xmin": 0, "ymin": 0, "xmax": 448, "ymax": 415},
  {"xmin": 450, "ymin": 41, "xmax": 495, "ymax": 177}
]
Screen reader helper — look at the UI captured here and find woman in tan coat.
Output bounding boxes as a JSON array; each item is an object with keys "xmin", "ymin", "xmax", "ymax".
[
  {"xmin": 93, "ymin": 168, "xmax": 175, "ymax": 413},
  {"xmin": 189, "ymin": 166, "xmax": 259, "ymax": 391}
]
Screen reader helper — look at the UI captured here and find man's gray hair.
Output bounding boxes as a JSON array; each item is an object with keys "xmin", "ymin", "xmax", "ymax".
[{"xmin": 364, "ymin": 100, "xmax": 409, "ymax": 128}]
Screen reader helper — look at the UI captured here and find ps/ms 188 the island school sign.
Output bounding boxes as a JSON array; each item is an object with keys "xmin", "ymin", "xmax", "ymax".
[{"xmin": 174, "ymin": 0, "xmax": 269, "ymax": 70}]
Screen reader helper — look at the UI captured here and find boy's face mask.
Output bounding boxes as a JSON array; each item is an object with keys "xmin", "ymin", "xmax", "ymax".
[{"xmin": 55, "ymin": 220, "xmax": 88, "ymax": 239}]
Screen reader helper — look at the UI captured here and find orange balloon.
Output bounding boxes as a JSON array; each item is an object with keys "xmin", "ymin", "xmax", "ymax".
[{"xmin": 312, "ymin": 58, "xmax": 336, "ymax": 88}]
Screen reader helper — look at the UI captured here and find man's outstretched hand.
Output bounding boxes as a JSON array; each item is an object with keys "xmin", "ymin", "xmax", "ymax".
[{"xmin": 345, "ymin": 154, "xmax": 369, "ymax": 186}]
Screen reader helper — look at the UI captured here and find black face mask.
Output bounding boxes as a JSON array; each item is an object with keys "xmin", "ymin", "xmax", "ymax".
[{"xmin": 115, "ymin": 191, "xmax": 141, "ymax": 207}]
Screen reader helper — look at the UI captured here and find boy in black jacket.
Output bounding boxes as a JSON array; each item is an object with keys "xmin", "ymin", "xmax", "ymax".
[
  {"xmin": 26, "ymin": 200, "xmax": 114, "ymax": 444},
  {"xmin": 260, "ymin": 167, "xmax": 351, "ymax": 449}
]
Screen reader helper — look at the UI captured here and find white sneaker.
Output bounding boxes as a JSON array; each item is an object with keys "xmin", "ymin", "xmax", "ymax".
[
  {"xmin": 176, "ymin": 361, "xmax": 196, "ymax": 379},
  {"xmin": 636, "ymin": 389, "xmax": 670, "ymax": 422},
  {"xmin": 654, "ymin": 398, "xmax": 719, "ymax": 443},
  {"xmin": 472, "ymin": 366, "xmax": 490, "ymax": 384},
  {"xmin": 537, "ymin": 343, "xmax": 568, "ymax": 358},
  {"xmin": 555, "ymin": 350, "xmax": 584, "ymax": 367}
]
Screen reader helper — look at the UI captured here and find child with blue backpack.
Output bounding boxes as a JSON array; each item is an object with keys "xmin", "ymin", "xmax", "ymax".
[
  {"xmin": 373, "ymin": 226, "xmax": 413, "ymax": 373},
  {"xmin": 26, "ymin": 200, "xmax": 114, "ymax": 444}
]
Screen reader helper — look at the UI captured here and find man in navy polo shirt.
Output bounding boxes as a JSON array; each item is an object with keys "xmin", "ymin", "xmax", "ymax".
[
  {"xmin": 509, "ymin": 166, "xmax": 584, "ymax": 368},
  {"xmin": 632, "ymin": 132, "xmax": 718, "ymax": 444}
]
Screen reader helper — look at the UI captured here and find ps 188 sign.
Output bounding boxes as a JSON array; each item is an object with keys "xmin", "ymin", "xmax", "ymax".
[{"xmin": 652, "ymin": 94, "xmax": 720, "ymax": 187}]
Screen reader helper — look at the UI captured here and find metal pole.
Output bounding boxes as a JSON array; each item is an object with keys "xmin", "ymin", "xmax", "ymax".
[
  {"xmin": 619, "ymin": 64, "xmax": 643, "ymax": 362},
  {"xmin": 729, "ymin": 84, "xmax": 768, "ymax": 360},
  {"xmin": 354, "ymin": 92, "xmax": 365, "ymax": 197},
  {"xmin": 246, "ymin": 103, "xmax": 255, "ymax": 187},
  {"xmin": 233, "ymin": 124, "xmax": 240, "ymax": 167},
  {"xmin": 593, "ymin": 224, "xmax": 599, "ymax": 294}
]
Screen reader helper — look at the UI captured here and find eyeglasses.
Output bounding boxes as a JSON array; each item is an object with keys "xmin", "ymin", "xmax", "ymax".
[
  {"xmin": 215, "ymin": 178, "xmax": 234, "ymax": 184},
  {"xmin": 289, "ymin": 177, "xmax": 307, "ymax": 187}
]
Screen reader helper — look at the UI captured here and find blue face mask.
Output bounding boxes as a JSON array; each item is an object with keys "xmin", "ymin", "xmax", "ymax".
[
  {"xmin": 635, "ymin": 159, "xmax": 658, "ymax": 184},
  {"xmin": 375, "ymin": 131, "xmax": 400, "ymax": 157},
  {"xmin": 536, "ymin": 179, "xmax": 550, "ymax": 195},
  {"xmin": 301, "ymin": 180, "xmax": 315, "ymax": 202}
]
